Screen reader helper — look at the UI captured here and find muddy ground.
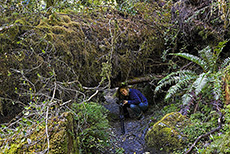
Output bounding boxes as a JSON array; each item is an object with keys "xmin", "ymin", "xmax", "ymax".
[{"xmin": 103, "ymin": 89, "xmax": 168, "ymax": 154}]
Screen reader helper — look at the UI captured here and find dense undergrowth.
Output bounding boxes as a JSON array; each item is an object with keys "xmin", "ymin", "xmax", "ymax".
[
  {"xmin": 154, "ymin": 40, "xmax": 230, "ymax": 153},
  {"xmin": 1, "ymin": 0, "xmax": 230, "ymax": 153}
]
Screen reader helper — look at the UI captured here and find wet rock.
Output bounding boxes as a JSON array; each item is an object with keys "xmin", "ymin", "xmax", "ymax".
[
  {"xmin": 145, "ymin": 112, "xmax": 187, "ymax": 152},
  {"xmin": 103, "ymin": 88, "xmax": 120, "ymax": 121}
]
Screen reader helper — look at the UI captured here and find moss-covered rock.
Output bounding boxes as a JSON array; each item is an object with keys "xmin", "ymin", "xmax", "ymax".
[
  {"xmin": 1, "ymin": 112, "xmax": 79, "ymax": 154},
  {"xmin": 145, "ymin": 112, "xmax": 187, "ymax": 152}
]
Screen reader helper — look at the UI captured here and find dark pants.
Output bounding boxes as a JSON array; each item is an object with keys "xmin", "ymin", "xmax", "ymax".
[
  {"xmin": 123, "ymin": 104, "xmax": 130, "ymax": 118},
  {"xmin": 123, "ymin": 102, "xmax": 148, "ymax": 117}
]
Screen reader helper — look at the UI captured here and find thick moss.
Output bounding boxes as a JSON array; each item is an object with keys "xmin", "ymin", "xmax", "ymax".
[
  {"xmin": 49, "ymin": 112, "xmax": 79, "ymax": 154},
  {"xmin": 1, "ymin": 112, "xmax": 79, "ymax": 154},
  {"xmin": 0, "ymin": 4, "xmax": 170, "ymax": 125},
  {"xmin": 145, "ymin": 112, "xmax": 187, "ymax": 152}
]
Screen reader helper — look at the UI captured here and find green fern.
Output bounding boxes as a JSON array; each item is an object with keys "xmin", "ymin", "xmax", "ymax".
[
  {"xmin": 169, "ymin": 53, "xmax": 208, "ymax": 72},
  {"xmin": 198, "ymin": 46, "xmax": 213, "ymax": 71},
  {"xmin": 214, "ymin": 40, "xmax": 228, "ymax": 59},
  {"xmin": 155, "ymin": 40, "xmax": 229, "ymax": 105},
  {"xmin": 193, "ymin": 72, "xmax": 208, "ymax": 95},
  {"xmin": 221, "ymin": 57, "xmax": 230, "ymax": 69},
  {"xmin": 164, "ymin": 74, "xmax": 198, "ymax": 101},
  {"xmin": 155, "ymin": 70, "xmax": 197, "ymax": 93},
  {"xmin": 180, "ymin": 72, "xmax": 208, "ymax": 105},
  {"xmin": 212, "ymin": 72, "xmax": 223, "ymax": 101},
  {"xmin": 182, "ymin": 93, "xmax": 193, "ymax": 105}
]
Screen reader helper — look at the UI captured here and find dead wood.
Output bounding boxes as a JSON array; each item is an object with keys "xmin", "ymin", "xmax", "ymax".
[{"xmin": 115, "ymin": 74, "xmax": 165, "ymax": 87}]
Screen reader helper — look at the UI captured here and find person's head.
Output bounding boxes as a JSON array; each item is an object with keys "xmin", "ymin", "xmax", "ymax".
[{"xmin": 117, "ymin": 85, "xmax": 129, "ymax": 97}]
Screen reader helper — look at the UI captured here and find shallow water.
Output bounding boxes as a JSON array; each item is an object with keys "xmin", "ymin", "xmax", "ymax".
[
  {"xmin": 108, "ymin": 107, "xmax": 167, "ymax": 154},
  {"xmin": 103, "ymin": 89, "xmax": 167, "ymax": 154}
]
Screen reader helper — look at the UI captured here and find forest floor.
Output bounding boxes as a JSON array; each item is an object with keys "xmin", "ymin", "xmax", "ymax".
[{"xmin": 103, "ymin": 89, "xmax": 167, "ymax": 154}]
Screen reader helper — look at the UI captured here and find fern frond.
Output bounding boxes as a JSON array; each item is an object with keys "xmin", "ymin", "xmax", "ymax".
[
  {"xmin": 155, "ymin": 70, "xmax": 197, "ymax": 94},
  {"xmin": 164, "ymin": 84, "xmax": 180, "ymax": 101},
  {"xmin": 192, "ymin": 72, "xmax": 208, "ymax": 95},
  {"xmin": 212, "ymin": 72, "xmax": 224, "ymax": 100},
  {"xmin": 182, "ymin": 93, "xmax": 193, "ymax": 105},
  {"xmin": 158, "ymin": 70, "xmax": 196, "ymax": 85},
  {"xmin": 210, "ymin": 40, "xmax": 228, "ymax": 72},
  {"xmin": 171, "ymin": 72, "xmax": 208, "ymax": 104},
  {"xmin": 155, "ymin": 76, "xmax": 180, "ymax": 93},
  {"xmin": 170, "ymin": 53, "xmax": 208, "ymax": 72},
  {"xmin": 221, "ymin": 57, "xmax": 230, "ymax": 69},
  {"xmin": 164, "ymin": 75, "xmax": 197, "ymax": 101},
  {"xmin": 214, "ymin": 40, "xmax": 228, "ymax": 60},
  {"xmin": 198, "ymin": 46, "xmax": 213, "ymax": 68},
  {"xmin": 213, "ymin": 80, "xmax": 222, "ymax": 101}
]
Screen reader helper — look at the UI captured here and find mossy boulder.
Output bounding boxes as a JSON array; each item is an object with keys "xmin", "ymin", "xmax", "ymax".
[
  {"xmin": 145, "ymin": 112, "xmax": 187, "ymax": 152},
  {"xmin": 1, "ymin": 112, "xmax": 79, "ymax": 154}
]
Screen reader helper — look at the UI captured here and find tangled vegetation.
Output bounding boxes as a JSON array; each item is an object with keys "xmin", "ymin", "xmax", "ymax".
[
  {"xmin": 0, "ymin": 0, "xmax": 169, "ymax": 153},
  {"xmin": 1, "ymin": 0, "xmax": 230, "ymax": 153},
  {"xmin": 155, "ymin": 40, "xmax": 229, "ymax": 107},
  {"xmin": 72, "ymin": 102, "xmax": 111, "ymax": 153},
  {"xmin": 154, "ymin": 40, "xmax": 230, "ymax": 153}
]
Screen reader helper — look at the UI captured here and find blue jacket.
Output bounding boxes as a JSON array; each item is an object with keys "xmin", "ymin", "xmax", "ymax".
[{"xmin": 127, "ymin": 89, "xmax": 148, "ymax": 105}]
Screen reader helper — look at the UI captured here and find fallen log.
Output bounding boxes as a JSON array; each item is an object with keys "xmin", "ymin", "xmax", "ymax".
[{"xmin": 115, "ymin": 74, "xmax": 165, "ymax": 87}]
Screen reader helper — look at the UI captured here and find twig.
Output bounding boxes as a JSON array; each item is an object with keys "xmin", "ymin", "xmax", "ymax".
[
  {"xmin": 0, "ymin": 24, "xmax": 15, "ymax": 32},
  {"xmin": 180, "ymin": 62, "xmax": 193, "ymax": 70},
  {"xmin": 82, "ymin": 90, "xmax": 99, "ymax": 104},
  {"xmin": 45, "ymin": 82, "xmax": 56, "ymax": 153},
  {"xmin": 45, "ymin": 106, "xmax": 50, "ymax": 153},
  {"xmin": 60, "ymin": 100, "xmax": 72, "ymax": 106}
]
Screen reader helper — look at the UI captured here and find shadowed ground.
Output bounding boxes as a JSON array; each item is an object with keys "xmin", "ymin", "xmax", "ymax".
[{"xmin": 103, "ymin": 88, "xmax": 167, "ymax": 154}]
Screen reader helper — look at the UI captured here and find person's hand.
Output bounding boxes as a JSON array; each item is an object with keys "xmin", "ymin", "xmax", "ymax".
[{"xmin": 123, "ymin": 100, "xmax": 128, "ymax": 105}]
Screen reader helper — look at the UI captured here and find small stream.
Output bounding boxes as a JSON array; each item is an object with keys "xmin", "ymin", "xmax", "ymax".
[{"xmin": 103, "ymin": 89, "xmax": 166, "ymax": 154}]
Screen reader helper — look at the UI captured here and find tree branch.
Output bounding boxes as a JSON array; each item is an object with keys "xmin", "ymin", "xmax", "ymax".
[{"xmin": 45, "ymin": 82, "xmax": 56, "ymax": 153}]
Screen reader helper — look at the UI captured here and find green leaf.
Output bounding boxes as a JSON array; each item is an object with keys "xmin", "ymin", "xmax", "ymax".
[
  {"xmin": 193, "ymin": 72, "xmax": 208, "ymax": 95},
  {"xmin": 221, "ymin": 57, "xmax": 230, "ymax": 69},
  {"xmin": 198, "ymin": 46, "xmax": 213, "ymax": 67},
  {"xmin": 155, "ymin": 70, "xmax": 197, "ymax": 96},
  {"xmin": 182, "ymin": 93, "xmax": 193, "ymax": 105},
  {"xmin": 7, "ymin": 71, "xmax": 12, "ymax": 76},
  {"xmin": 24, "ymin": 111, "xmax": 30, "ymax": 116},
  {"xmin": 22, "ymin": 117, "xmax": 27, "ymax": 122},
  {"xmin": 164, "ymin": 74, "xmax": 196, "ymax": 101},
  {"xmin": 24, "ymin": 106, "xmax": 30, "ymax": 110},
  {"xmin": 169, "ymin": 53, "xmax": 208, "ymax": 72}
]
